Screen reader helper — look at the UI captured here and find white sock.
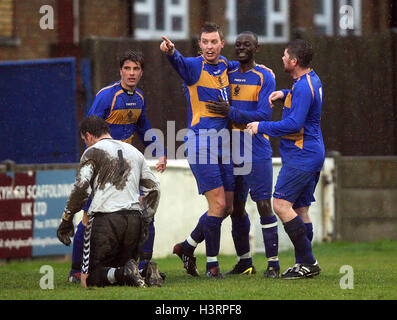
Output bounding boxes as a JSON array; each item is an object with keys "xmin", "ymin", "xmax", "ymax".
[
  {"xmin": 186, "ymin": 236, "xmax": 198, "ymax": 248},
  {"xmin": 238, "ymin": 252, "xmax": 251, "ymax": 261},
  {"xmin": 107, "ymin": 268, "xmax": 116, "ymax": 284},
  {"xmin": 207, "ymin": 256, "xmax": 218, "ymax": 263}
]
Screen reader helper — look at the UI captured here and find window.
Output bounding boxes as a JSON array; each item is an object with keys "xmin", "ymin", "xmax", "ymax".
[
  {"xmin": 314, "ymin": 0, "xmax": 333, "ymax": 36},
  {"xmin": 0, "ymin": 0, "xmax": 15, "ymax": 41},
  {"xmin": 314, "ymin": 0, "xmax": 362, "ymax": 36},
  {"xmin": 226, "ymin": 0, "xmax": 289, "ymax": 43},
  {"xmin": 134, "ymin": 0, "xmax": 188, "ymax": 40}
]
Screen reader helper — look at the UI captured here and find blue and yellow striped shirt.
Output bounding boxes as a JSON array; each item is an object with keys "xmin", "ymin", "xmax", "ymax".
[
  {"xmin": 87, "ymin": 81, "xmax": 164, "ymax": 157},
  {"xmin": 258, "ymin": 70, "xmax": 325, "ymax": 172},
  {"xmin": 167, "ymin": 49, "xmax": 238, "ymax": 133},
  {"xmin": 228, "ymin": 65, "xmax": 275, "ymax": 161}
]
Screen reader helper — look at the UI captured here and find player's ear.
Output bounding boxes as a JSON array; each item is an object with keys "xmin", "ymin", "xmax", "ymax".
[{"xmin": 220, "ymin": 39, "xmax": 225, "ymax": 48}]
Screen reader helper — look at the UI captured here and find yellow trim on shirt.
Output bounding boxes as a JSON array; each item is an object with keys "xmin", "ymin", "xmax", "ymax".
[
  {"xmin": 135, "ymin": 90, "xmax": 145, "ymax": 105},
  {"xmin": 96, "ymin": 81, "xmax": 120, "ymax": 96},
  {"xmin": 110, "ymin": 90, "xmax": 124, "ymax": 113},
  {"xmin": 306, "ymin": 73, "xmax": 314, "ymax": 98},
  {"xmin": 282, "ymin": 128, "xmax": 304, "ymax": 149}
]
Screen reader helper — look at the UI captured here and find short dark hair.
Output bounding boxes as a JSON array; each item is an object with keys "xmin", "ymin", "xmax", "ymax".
[
  {"xmin": 119, "ymin": 50, "xmax": 144, "ymax": 70},
  {"xmin": 237, "ymin": 31, "xmax": 258, "ymax": 46},
  {"xmin": 79, "ymin": 115, "xmax": 110, "ymax": 138},
  {"xmin": 285, "ymin": 39, "xmax": 313, "ymax": 68},
  {"xmin": 200, "ymin": 22, "xmax": 224, "ymax": 40}
]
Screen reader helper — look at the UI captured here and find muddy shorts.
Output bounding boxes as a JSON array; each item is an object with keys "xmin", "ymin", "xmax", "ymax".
[{"xmin": 81, "ymin": 210, "xmax": 147, "ymax": 275}]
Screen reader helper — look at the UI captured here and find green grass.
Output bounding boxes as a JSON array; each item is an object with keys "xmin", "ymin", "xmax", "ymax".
[{"xmin": 1, "ymin": 240, "xmax": 397, "ymax": 300}]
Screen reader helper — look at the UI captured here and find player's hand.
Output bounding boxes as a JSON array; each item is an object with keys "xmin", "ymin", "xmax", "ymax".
[
  {"xmin": 156, "ymin": 155, "xmax": 167, "ymax": 173},
  {"xmin": 247, "ymin": 122, "xmax": 260, "ymax": 135},
  {"xmin": 257, "ymin": 64, "xmax": 275, "ymax": 78},
  {"xmin": 269, "ymin": 90, "xmax": 284, "ymax": 107},
  {"xmin": 57, "ymin": 217, "xmax": 74, "ymax": 246},
  {"xmin": 206, "ymin": 95, "xmax": 230, "ymax": 116},
  {"xmin": 160, "ymin": 36, "xmax": 175, "ymax": 55}
]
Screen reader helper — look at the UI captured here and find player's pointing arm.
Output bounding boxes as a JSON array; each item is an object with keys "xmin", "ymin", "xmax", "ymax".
[{"xmin": 160, "ymin": 36, "xmax": 175, "ymax": 56}]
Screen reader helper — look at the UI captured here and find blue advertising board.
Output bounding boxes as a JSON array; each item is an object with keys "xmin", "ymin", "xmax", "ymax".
[
  {"xmin": 32, "ymin": 169, "xmax": 76, "ymax": 256},
  {"xmin": 0, "ymin": 58, "xmax": 79, "ymax": 164}
]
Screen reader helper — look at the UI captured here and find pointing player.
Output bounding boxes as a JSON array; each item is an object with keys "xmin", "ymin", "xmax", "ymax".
[
  {"xmin": 68, "ymin": 50, "xmax": 166, "ymax": 283},
  {"xmin": 247, "ymin": 39, "xmax": 324, "ymax": 279},
  {"xmin": 206, "ymin": 31, "xmax": 280, "ymax": 278},
  {"xmin": 160, "ymin": 22, "xmax": 238, "ymax": 278}
]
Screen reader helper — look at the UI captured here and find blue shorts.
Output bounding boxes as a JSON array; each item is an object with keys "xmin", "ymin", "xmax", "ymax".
[
  {"xmin": 186, "ymin": 131, "xmax": 234, "ymax": 195},
  {"xmin": 274, "ymin": 165, "xmax": 320, "ymax": 208},
  {"xmin": 234, "ymin": 159, "xmax": 273, "ymax": 202},
  {"xmin": 189, "ymin": 161, "xmax": 235, "ymax": 195}
]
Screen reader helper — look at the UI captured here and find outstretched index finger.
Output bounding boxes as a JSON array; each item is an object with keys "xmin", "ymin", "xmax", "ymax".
[{"xmin": 161, "ymin": 35, "xmax": 171, "ymax": 44}]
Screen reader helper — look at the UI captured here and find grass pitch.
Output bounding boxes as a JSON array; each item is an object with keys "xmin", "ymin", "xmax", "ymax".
[{"xmin": 1, "ymin": 240, "xmax": 396, "ymax": 300}]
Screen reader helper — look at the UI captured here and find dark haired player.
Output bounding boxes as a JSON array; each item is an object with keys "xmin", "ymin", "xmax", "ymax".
[
  {"xmin": 57, "ymin": 115, "xmax": 161, "ymax": 288},
  {"xmin": 248, "ymin": 39, "xmax": 324, "ymax": 279},
  {"xmin": 68, "ymin": 50, "xmax": 166, "ymax": 283}
]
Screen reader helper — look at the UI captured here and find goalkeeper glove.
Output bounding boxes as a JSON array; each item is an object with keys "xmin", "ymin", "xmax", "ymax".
[{"xmin": 56, "ymin": 211, "xmax": 74, "ymax": 246}]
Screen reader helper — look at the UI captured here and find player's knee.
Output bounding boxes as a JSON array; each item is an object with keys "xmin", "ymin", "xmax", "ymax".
[
  {"xmin": 272, "ymin": 198, "xmax": 285, "ymax": 216},
  {"xmin": 225, "ymin": 204, "xmax": 233, "ymax": 217},
  {"xmin": 272, "ymin": 199, "xmax": 296, "ymax": 223},
  {"xmin": 231, "ymin": 201, "xmax": 245, "ymax": 218},
  {"xmin": 86, "ymin": 269, "xmax": 106, "ymax": 287},
  {"xmin": 216, "ymin": 199, "xmax": 226, "ymax": 213},
  {"xmin": 210, "ymin": 198, "xmax": 226, "ymax": 216},
  {"xmin": 257, "ymin": 199, "xmax": 273, "ymax": 218},
  {"xmin": 295, "ymin": 206, "xmax": 310, "ymax": 222}
]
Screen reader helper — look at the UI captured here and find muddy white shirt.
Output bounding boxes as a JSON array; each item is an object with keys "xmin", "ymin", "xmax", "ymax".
[{"xmin": 63, "ymin": 138, "xmax": 160, "ymax": 217}]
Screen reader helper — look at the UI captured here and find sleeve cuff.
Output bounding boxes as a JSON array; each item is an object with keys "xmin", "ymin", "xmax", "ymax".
[
  {"xmin": 257, "ymin": 122, "xmax": 267, "ymax": 134},
  {"xmin": 62, "ymin": 211, "xmax": 74, "ymax": 222},
  {"xmin": 281, "ymin": 89, "xmax": 290, "ymax": 101}
]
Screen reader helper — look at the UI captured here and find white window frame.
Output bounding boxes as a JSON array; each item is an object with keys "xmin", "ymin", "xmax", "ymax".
[
  {"xmin": 314, "ymin": 0, "xmax": 334, "ymax": 36},
  {"xmin": 338, "ymin": 0, "xmax": 362, "ymax": 36},
  {"xmin": 226, "ymin": 0, "xmax": 289, "ymax": 44},
  {"xmin": 134, "ymin": 0, "xmax": 189, "ymax": 40}
]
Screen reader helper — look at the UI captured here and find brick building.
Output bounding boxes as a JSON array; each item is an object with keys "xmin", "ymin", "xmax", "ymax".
[
  {"xmin": 1, "ymin": 0, "xmax": 396, "ymax": 61},
  {"xmin": 1, "ymin": 0, "xmax": 397, "ymax": 157}
]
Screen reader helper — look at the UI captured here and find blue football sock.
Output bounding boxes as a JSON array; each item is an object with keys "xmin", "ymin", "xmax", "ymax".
[
  {"xmin": 142, "ymin": 219, "xmax": 155, "ymax": 254},
  {"xmin": 231, "ymin": 214, "xmax": 251, "ymax": 260},
  {"xmin": 190, "ymin": 211, "xmax": 207, "ymax": 244},
  {"xmin": 284, "ymin": 216, "xmax": 315, "ymax": 265},
  {"xmin": 71, "ymin": 221, "xmax": 85, "ymax": 273},
  {"xmin": 181, "ymin": 211, "xmax": 207, "ymax": 255},
  {"xmin": 203, "ymin": 215, "xmax": 223, "ymax": 270},
  {"xmin": 305, "ymin": 222, "xmax": 313, "ymax": 241},
  {"xmin": 260, "ymin": 215, "xmax": 280, "ymax": 268},
  {"xmin": 295, "ymin": 222, "xmax": 314, "ymax": 264}
]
